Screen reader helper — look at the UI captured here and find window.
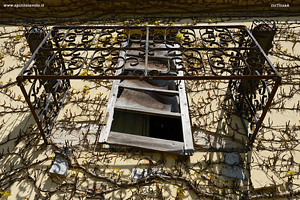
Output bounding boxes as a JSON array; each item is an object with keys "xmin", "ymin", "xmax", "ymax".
[{"xmin": 99, "ymin": 32, "xmax": 194, "ymax": 155}]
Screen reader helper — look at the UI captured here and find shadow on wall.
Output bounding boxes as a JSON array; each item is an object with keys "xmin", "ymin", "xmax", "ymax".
[
  {"xmin": 191, "ymin": 87, "xmax": 252, "ymax": 199},
  {"xmin": 0, "ymin": 111, "xmax": 56, "ymax": 199},
  {"xmin": 0, "ymin": 111, "xmax": 37, "ymax": 151}
]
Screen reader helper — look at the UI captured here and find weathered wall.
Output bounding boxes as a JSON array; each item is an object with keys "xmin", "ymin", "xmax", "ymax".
[
  {"xmin": 0, "ymin": 0, "xmax": 298, "ymax": 24},
  {"xmin": 0, "ymin": 17, "xmax": 299, "ymax": 199}
]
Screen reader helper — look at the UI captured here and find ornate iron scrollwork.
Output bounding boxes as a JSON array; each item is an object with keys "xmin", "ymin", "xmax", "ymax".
[{"xmin": 17, "ymin": 24, "xmax": 281, "ymax": 144}]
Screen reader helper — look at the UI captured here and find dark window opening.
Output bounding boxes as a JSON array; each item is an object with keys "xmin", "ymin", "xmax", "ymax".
[
  {"xmin": 149, "ymin": 115, "xmax": 183, "ymax": 142},
  {"xmin": 111, "ymin": 110, "xmax": 183, "ymax": 142}
]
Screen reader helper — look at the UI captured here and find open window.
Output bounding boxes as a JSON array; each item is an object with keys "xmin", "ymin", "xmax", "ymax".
[{"xmin": 99, "ymin": 33, "xmax": 194, "ymax": 155}]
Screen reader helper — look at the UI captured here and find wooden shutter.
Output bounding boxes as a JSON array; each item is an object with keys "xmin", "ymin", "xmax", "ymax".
[{"xmin": 99, "ymin": 34, "xmax": 194, "ymax": 155}]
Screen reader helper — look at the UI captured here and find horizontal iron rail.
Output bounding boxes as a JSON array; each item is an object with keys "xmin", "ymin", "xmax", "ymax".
[
  {"xmin": 18, "ymin": 75, "xmax": 280, "ymax": 81},
  {"xmin": 50, "ymin": 25, "xmax": 251, "ymax": 29},
  {"xmin": 18, "ymin": 75, "xmax": 281, "ymax": 83}
]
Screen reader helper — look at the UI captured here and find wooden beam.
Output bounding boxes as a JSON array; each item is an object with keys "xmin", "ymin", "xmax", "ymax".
[
  {"xmin": 178, "ymin": 79, "xmax": 194, "ymax": 155},
  {"xmin": 114, "ymin": 105, "xmax": 181, "ymax": 118},
  {"xmin": 98, "ymin": 50, "xmax": 125, "ymax": 143},
  {"xmin": 107, "ymin": 131, "xmax": 184, "ymax": 154},
  {"xmin": 175, "ymin": 43, "xmax": 194, "ymax": 155},
  {"xmin": 118, "ymin": 84, "xmax": 179, "ymax": 96}
]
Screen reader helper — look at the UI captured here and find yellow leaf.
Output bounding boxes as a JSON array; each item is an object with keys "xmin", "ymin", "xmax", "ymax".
[
  {"xmin": 209, "ymin": 174, "xmax": 215, "ymax": 179},
  {"xmin": 286, "ymin": 170, "xmax": 295, "ymax": 175},
  {"xmin": 2, "ymin": 191, "xmax": 11, "ymax": 197},
  {"xmin": 176, "ymin": 33, "xmax": 184, "ymax": 42}
]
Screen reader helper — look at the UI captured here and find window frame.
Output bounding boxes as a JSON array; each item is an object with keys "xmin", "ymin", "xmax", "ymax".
[{"xmin": 98, "ymin": 47, "xmax": 194, "ymax": 155}]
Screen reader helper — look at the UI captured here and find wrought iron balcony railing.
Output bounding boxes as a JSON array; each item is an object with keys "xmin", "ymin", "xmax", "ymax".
[{"xmin": 17, "ymin": 22, "xmax": 281, "ymax": 146}]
